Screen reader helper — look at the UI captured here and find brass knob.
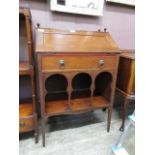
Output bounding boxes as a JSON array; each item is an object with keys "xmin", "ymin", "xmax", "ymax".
[
  {"xmin": 59, "ymin": 59, "xmax": 65, "ymax": 68},
  {"xmin": 20, "ymin": 122, "xmax": 25, "ymax": 127},
  {"xmin": 99, "ymin": 59, "xmax": 104, "ymax": 66}
]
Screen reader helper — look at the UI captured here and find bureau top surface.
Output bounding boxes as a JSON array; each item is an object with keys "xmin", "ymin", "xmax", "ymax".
[
  {"xmin": 19, "ymin": 7, "xmax": 30, "ymax": 17},
  {"xmin": 35, "ymin": 28, "xmax": 120, "ymax": 53}
]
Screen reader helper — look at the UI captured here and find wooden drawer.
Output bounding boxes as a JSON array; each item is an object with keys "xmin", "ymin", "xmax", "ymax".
[
  {"xmin": 19, "ymin": 116, "xmax": 34, "ymax": 133},
  {"xmin": 41, "ymin": 54, "xmax": 118, "ymax": 72}
]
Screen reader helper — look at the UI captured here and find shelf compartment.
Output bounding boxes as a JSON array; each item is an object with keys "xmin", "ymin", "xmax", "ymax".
[
  {"xmin": 19, "ymin": 76, "xmax": 32, "ymax": 100},
  {"xmin": 19, "ymin": 103, "xmax": 33, "ymax": 118},
  {"xmin": 19, "ymin": 13, "xmax": 29, "ymax": 62},
  {"xmin": 71, "ymin": 97, "xmax": 91, "ymax": 112},
  {"xmin": 71, "ymin": 96, "xmax": 109, "ymax": 112},
  {"xmin": 72, "ymin": 73, "xmax": 92, "ymax": 90},
  {"xmin": 92, "ymin": 96, "xmax": 109, "ymax": 109},
  {"xmin": 19, "ymin": 62, "xmax": 30, "ymax": 75},
  {"xmin": 45, "ymin": 74, "xmax": 68, "ymax": 92},
  {"xmin": 45, "ymin": 92, "xmax": 68, "ymax": 101},
  {"xmin": 45, "ymin": 96, "xmax": 110, "ymax": 116},
  {"xmin": 46, "ymin": 100, "xmax": 69, "ymax": 116},
  {"xmin": 71, "ymin": 89, "xmax": 91, "ymax": 99},
  {"xmin": 94, "ymin": 72, "xmax": 113, "ymax": 101}
]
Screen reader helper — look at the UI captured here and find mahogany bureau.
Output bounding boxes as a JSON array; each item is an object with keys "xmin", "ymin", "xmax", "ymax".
[
  {"xmin": 116, "ymin": 50, "xmax": 135, "ymax": 131},
  {"xmin": 35, "ymin": 28, "xmax": 120, "ymax": 146}
]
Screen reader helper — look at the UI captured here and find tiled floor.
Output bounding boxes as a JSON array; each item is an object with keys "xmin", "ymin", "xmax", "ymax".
[{"xmin": 19, "ymin": 109, "xmax": 135, "ymax": 155}]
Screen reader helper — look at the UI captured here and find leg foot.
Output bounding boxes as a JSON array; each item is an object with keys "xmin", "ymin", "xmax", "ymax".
[
  {"xmin": 43, "ymin": 142, "xmax": 45, "ymax": 147},
  {"xmin": 119, "ymin": 126, "xmax": 124, "ymax": 132},
  {"xmin": 119, "ymin": 97, "xmax": 128, "ymax": 131},
  {"xmin": 107, "ymin": 107, "xmax": 112, "ymax": 132},
  {"xmin": 42, "ymin": 118, "xmax": 46, "ymax": 147},
  {"xmin": 34, "ymin": 132, "xmax": 38, "ymax": 143},
  {"xmin": 34, "ymin": 114, "xmax": 38, "ymax": 144}
]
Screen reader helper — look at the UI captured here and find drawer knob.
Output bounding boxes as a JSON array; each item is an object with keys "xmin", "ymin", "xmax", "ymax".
[
  {"xmin": 99, "ymin": 59, "xmax": 104, "ymax": 66},
  {"xmin": 59, "ymin": 59, "xmax": 65, "ymax": 68},
  {"xmin": 20, "ymin": 122, "xmax": 25, "ymax": 127}
]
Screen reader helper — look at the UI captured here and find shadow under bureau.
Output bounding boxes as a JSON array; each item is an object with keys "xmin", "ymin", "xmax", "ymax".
[{"xmin": 35, "ymin": 28, "xmax": 120, "ymax": 146}]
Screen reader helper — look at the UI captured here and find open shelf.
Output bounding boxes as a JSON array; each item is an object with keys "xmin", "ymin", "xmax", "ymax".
[
  {"xmin": 72, "ymin": 73, "xmax": 92, "ymax": 90},
  {"xmin": 46, "ymin": 100, "xmax": 69, "ymax": 116},
  {"xmin": 44, "ymin": 72, "xmax": 112, "ymax": 117},
  {"xmin": 71, "ymin": 89, "xmax": 91, "ymax": 99},
  {"xmin": 19, "ymin": 76, "xmax": 32, "ymax": 100},
  {"xmin": 71, "ymin": 97, "xmax": 91, "ymax": 111},
  {"xmin": 71, "ymin": 96, "xmax": 109, "ymax": 112},
  {"xmin": 94, "ymin": 72, "xmax": 113, "ymax": 101},
  {"xmin": 19, "ymin": 61, "xmax": 30, "ymax": 75},
  {"xmin": 19, "ymin": 103, "xmax": 33, "ymax": 118},
  {"xmin": 19, "ymin": 13, "xmax": 29, "ymax": 62},
  {"xmin": 45, "ymin": 74, "xmax": 68, "ymax": 92},
  {"xmin": 45, "ymin": 96, "xmax": 109, "ymax": 117},
  {"xmin": 45, "ymin": 74, "xmax": 69, "ymax": 116},
  {"xmin": 92, "ymin": 96, "xmax": 109, "ymax": 108},
  {"xmin": 19, "ymin": 8, "xmax": 38, "ymax": 141},
  {"xmin": 45, "ymin": 92, "xmax": 68, "ymax": 101}
]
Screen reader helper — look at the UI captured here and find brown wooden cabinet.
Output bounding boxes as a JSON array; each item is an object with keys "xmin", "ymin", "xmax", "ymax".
[
  {"xmin": 35, "ymin": 28, "xmax": 120, "ymax": 146},
  {"xmin": 19, "ymin": 7, "xmax": 38, "ymax": 143},
  {"xmin": 116, "ymin": 50, "xmax": 135, "ymax": 131}
]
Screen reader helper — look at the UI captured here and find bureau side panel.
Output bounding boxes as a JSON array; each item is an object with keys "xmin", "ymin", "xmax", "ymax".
[{"xmin": 116, "ymin": 57, "xmax": 132, "ymax": 93}]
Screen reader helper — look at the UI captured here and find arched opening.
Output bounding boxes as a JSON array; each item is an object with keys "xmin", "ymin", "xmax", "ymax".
[
  {"xmin": 94, "ymin": 72, "xmax": 113, "ymax": 101},
  {"xmin": 45, "ymin": 74, "xmax": 68, "ymax": 101},
  {"xmin": 72, "ymin": 73, "xmax": 92, "ymax": 90},
  {"xmin": 45, "ymin": 74, "xmax": 68, "ymax": 92},
  {"xmin": 71, "ymin": 73, "xmax": 92, "ymax": 99}
]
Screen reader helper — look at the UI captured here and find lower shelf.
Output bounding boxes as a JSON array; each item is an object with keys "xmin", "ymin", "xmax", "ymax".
[
  {"xmin": 45, "ymin": 96, "xmax": 110, "ymax": 116},
  {"xmin": 71, "ymin": 97, "xmax": 91, "ymax": 111},
  {"xmin": 19, "ymin": 62, "xmax": 30, "ymax": 76},
  {"xmin": 92, "ymin": 96, "xmax": 109, "ymax": 109},
  {"xmin": 46, "ymin": 100, "xmax": 69, "ymax": 115},
  {"xmin": 19, "ymin": 103, "xmax": 33, "ymax": 118}
]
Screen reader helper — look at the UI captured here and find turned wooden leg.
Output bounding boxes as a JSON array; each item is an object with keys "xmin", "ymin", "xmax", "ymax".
[
  {"xmin": 34, "ymin": 132, "xmax": 38, "ymax": 144},
  {"xmin": 42, "ymin": 117, "xmax": 46, "ymax": 147},
  {"xmin": 34, "ymin": 114, "xmax": 38, "ymax": 143},
  {"xmin": 120, "ymin": 97, "xmax": 128, "ymax": 132},
  {"xmin": 107, "ymin": 107, "xmax": 112, "ymax": 132}
]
